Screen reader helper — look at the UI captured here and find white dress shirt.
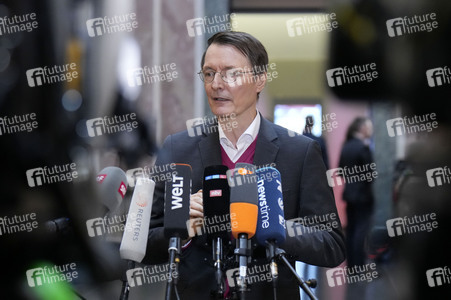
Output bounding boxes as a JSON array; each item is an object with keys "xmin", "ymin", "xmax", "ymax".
[{"xmin": 218, "ymin": 112, "xmax": 261, "ymax": 163}]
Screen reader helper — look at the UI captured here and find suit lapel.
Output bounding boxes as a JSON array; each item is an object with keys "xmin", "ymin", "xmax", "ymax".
[{"xmin": 253, "ymin": 116, "xmax": 279, "ymax": 166}]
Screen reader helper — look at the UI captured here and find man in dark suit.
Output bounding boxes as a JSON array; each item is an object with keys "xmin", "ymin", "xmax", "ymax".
[{"xmin": 144, "ymin": 31, "xmax": 345, "ymax": 299}]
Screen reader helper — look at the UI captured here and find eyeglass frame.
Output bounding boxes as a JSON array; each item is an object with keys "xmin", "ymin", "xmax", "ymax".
[{"xmin": 197, "ymin": 68, "xmax": 257, "ymax": 84}]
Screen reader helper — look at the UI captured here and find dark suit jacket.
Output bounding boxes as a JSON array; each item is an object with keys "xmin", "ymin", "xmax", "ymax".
[
  {"xmin": 144, "ymin": 116, "xmax": 345, "ymax": 299},
  {"xmin": 339, "ymin": 137, "xmax": 374, "ymax": 205},
  {"xmin": 303, "ymin": 132, "xmax": 329, "ymax": 169}
]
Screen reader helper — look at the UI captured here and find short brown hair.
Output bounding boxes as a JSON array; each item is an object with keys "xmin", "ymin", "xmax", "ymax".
[{"xmin": 201, "ymin": 31, "xmax": 268, "ymax": 73}]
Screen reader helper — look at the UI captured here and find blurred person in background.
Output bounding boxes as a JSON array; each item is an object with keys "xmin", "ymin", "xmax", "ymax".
[
  {"xmin": 339, "ymin": 117, "xmax": 374, "ymax": 268},
  {"xmin": 303, "ymin": 115, "xmax": 329, "ymax": 169}
]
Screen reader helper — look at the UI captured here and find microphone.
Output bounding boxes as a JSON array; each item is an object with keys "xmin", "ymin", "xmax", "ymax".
[
  {"xmin": 164, "ymin": 163, "xmax": 192, "ymax": 300},
  {"xmin": 45, "ymin": 217, "xmax": 71, "ymax": 235},
  {"xmin": 164, "ymin": 163, "xmax": 192, "ymax": 240},
  {"xmin": 119, "ymin": 177, "xmax": 155, "ymax": 300},
  {"xmin": 203, "ymin": 165, "xmax": 230, "ymax": 297},
  {"xmin": 95, "ymin": 167, "xmax": 129, "ymax": 244},
  {"xmin": 255, "ymin": 167, "xmax": 286, "ymax": 297},
  {"xmin": 255, "ymin": 167, "xmax": 318, "ymax": 300},
  {"xmin": 119, "ymin": 177, "xmax": 155, "ymax": 262},
  {"xmin": 227, "ymin": 163, "xmax": 258, "ymax": 296},
  {"xmin": 96, "ymin": 166, "xmax": 128, "ymax": 213}
]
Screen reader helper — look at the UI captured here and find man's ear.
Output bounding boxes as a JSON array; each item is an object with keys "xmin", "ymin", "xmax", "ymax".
[{"xmin": 255, "ymin": 72, "xmax": 267, "ymax": 94}]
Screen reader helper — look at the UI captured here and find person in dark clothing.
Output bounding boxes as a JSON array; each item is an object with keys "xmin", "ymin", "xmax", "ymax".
[
  {"xmin": 303, "ymin": 115, "xmax": 329, "ymax": 169},
  {"xmin": 144, "ymin": 31, "xmax": 345, "ymax": 299},
  {"xmin": 339, "ymin": 117, "xmax": 374, "ymax": 268}
]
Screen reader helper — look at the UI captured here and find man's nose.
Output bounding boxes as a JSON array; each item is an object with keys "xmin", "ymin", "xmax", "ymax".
[{"xmin": 211, "ymin": 72, "xmax": 224, "ymax": 90}]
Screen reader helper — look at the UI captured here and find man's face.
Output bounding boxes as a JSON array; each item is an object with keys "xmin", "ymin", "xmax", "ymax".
[{"xmin": 202, "ymin": 43, "xmax": 266, "ymax": 118}]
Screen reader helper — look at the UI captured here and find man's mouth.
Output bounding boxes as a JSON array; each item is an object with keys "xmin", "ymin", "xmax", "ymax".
[{"xmin": 213, "ymin": 97, "xmax": 231, "ymax": 102}]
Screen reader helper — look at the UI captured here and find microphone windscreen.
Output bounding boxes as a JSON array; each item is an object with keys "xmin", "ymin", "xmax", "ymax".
[
  {"xmin": 164, "ymin": 163, "xmax": 192, "ymax": 239},
  {"xmin": 230, "ymin": 202, "xmax": 258, "ymax": 239},
  {"xmin": 203, "ymin": 165, "xmax": 230, "ymax": 240},
  {"xmin": 255, "ymin": 167, "xmax": 286, "ymax": 246},
  {"xmin": 227, "ymin": 163, "xmax": 258, "ymax": 239},
  {"xmin": 227, "ymin": 163, "xmax": 258, "ymax": 205},
  {"xmin": 119, "ymin": 177, "xmax": 155, "ymax": 262},
  {"xmin": 96, "ymin": 167, "xmax": 128, "ymax": 212}
]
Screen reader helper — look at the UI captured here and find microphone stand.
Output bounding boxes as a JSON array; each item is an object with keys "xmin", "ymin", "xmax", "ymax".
[
  {"xmin": 213, "ymin": 237, "xmax": 225, "ymax": 299},
  {"xmin": 165, "ymin": 237, "xmax": 181, "ymax": 300},
  {"xmin": 234, "ymin": 233, "xmax": 251, "ymax": 300},
  {"xmin": 266, "ymin": 243, "xmax": 278, "ymax": 300},
  {"xmin": 272, "ymin": 248, "xmax": 318, "ymax": 300},
  {"xmin": 119, "ymin": 260, "xmax": 135, "ymax": 300}
]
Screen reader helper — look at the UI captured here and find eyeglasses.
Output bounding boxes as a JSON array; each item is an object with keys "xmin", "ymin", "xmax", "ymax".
[{"xmin": 198, "ymin": 69, "xmax": 254, "ymax": 84}]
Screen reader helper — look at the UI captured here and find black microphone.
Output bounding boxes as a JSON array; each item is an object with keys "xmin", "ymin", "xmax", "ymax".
[
  {"xmin": 227, "ymin": 163, "xmax": 258, "ymax": 297},
  {"xmin": 164, "ymin": 163, "xmax": 192, "ymax": 300},
  {"xmin": 45, "ymin": 217, "xmax": 71, "ymax": 235},
  {"xmin": 203, "ymin": 165, "xmax": 230, "ymax": 298},
  {"xmin": 255, "ymin": 167, "xmax": 286, "ymax": 299}
]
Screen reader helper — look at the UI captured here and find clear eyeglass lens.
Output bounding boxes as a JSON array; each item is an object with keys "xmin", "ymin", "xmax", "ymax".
[{"xmin": 200, "ymin": 69, "xmax": 245, "ymax": 83}]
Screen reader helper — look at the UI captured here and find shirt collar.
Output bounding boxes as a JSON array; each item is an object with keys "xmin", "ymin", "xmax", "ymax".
[{"xmin": 218, "ymin": 111, "xmax": 260, "ymax": 148}]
